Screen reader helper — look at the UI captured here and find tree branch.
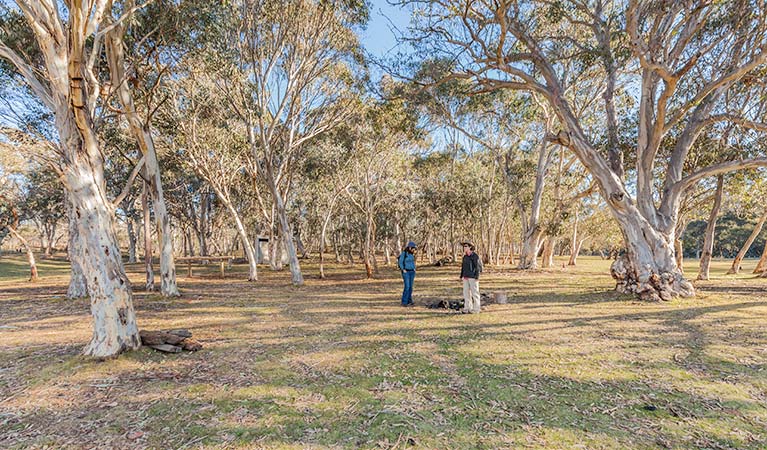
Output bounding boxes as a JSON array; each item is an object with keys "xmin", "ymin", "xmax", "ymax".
[
  {"xmin": 112, "ymin": 155, "xmax": 146, "ymax": 207},
  {"xmin": 0, "ymin": 40, "xmax": 54, "ymax": 109}
]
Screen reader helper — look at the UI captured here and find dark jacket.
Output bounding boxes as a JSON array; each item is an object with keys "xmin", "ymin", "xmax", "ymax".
[
  {"xmin": 398, "ymin": 251, "xmax": 416, "ymax": 271},
  {"xmin": 460, "ymin": 252, "xmax": 482, "ymax": 279}
]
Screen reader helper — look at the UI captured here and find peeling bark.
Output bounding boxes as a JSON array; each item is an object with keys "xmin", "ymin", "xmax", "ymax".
[{"xmin": 67, "ymin": 197, "xmax": 87, "ymax": 299}]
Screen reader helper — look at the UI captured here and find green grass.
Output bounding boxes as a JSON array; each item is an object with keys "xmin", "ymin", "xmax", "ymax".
[{"xmin": 1, "ymin": 254, "xmax": 766, "ymax": 449}]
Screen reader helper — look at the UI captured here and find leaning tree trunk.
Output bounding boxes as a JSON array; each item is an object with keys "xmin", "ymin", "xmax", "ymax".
[
  {"xmin": 753, "ymin": 240, "xmax": 767, "ymax": 274},
  {"xmin": 220, "ymin": 196, "xmax": 257, "ymax": 281},
  {"xmin": 728, "ymin": 209, "xmax": 767, "ymax": 274},
  {"xmin": 66, "ymin": 197, "xmax": 88, "ymax": 299},
  {"xmin": 7, "ymin": 227, "xmax": 38, "ymax": 281},
  {"xmin": 106, "ymin": 25, "xmax": 178, "ymax": 297},
  {"xmin": 697, "ymin": 176, "xmax": 724, "ymax": 281},
  {"xmin": 142, "ymin": 181, "xmax": 155, "ymax": 291}
]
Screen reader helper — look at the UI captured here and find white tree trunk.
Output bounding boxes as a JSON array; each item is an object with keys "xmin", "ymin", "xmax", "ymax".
[
  {"xmin": 221, "ymin": 197, "xmax": 258, "ymax": 281},
  {"xmin": 541, "ymin": 236, "xmax": 556, "ymax": 269},
  {"xmin": 609, "ymin": 211, "xmax": 694, "ymax": 301},
  {"xmin": 568, "ymin": 212, "xmax": 579, "ymax": 266},
  {"xmin": 127, "ymin": 217, "xmax": 137, "ymax": 264},
  {"xmin": 517, "ymin": 226, "xmax": 543, "ymax": 269},
  {"xmin": 106, "ymin": 24, "xmax": 179, "ymax": 297},
  {"xmin": 270, "ymin": 185, "xmax": 303, "ymax": 285},
  {"xmin": 145, "ymin": 148, "xmax": 179, "ymax": 296},
  {"xmin": 63, "ymin": 131, "xmax": 140, "ymax": 358},
  {"xmin": 697, "ymin": 176, "xmax": 724, "ymax": 281},
  {"xmin": 142, "ymin": 181, "xmax": 155, "ymax": 291},
  {"xmin": 67, "ymin": 197, "xmax": 88, "ymax": 299},
  {"xmin": 728, "ymin": 209, "xmax": 767, "ymax": 274}
]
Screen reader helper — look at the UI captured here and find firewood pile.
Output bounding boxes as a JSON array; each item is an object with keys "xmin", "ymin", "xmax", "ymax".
[
  {"xmin": 426, "ymin": 292, "xmax": 503, "ymax": 310},
  {"xmin": 433, "ymin": 256, "xmax": 454, "ymax": 267},
  {"xmin": 139, "ymin": 329, "xmax": 203, "ymax": 353}
]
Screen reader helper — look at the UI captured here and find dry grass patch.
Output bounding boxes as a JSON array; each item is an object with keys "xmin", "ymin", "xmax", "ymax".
[{"xmin": 1, "ymin": 255, "xmax": 767, "ymax": 448}]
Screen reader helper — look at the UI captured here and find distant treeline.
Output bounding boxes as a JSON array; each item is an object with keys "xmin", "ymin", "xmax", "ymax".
[{"xmin": 683, "ymin": 214, "xmax": 767, "ymax": 259}]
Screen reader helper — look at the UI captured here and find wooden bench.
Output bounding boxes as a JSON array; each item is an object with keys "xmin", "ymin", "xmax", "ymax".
[{"xmin": 176, "ymin": 256, "xmax": 234, "ymax": 278}]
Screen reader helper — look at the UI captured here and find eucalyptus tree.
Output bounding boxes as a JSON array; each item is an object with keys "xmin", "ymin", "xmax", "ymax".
[
  {"xmin": 408, "ymin": 0, "xmax": 767, "ymax": 300},
  {"xmin": 0, "ymin": 1, "xmax": 141, "ymax": 356},
  {"xmin": 727, "ymin": 175, "xmax": 767, "ymax": 274},
  {"xmin": 344, "ymin": 99, "xmax": 419, "ymax": 278},
  {"xmin": 15, "ymin": 159, "xmax": 64, "ymax": 258},
  {"xmin": 171, "ymin": 72, "xmax": 260, "ymax": 281},
  {"xmin": 219, "ymin": 0, "xmax": 368, "ymax": 285},
  {"xmin": 300, "ymin": 137, "xmax": 355, "ymax": 278}
]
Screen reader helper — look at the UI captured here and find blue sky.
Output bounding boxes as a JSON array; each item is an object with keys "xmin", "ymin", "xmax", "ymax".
[{"xmin": 359, "ymin": 0, "xmax": 413, "ymax": 59}]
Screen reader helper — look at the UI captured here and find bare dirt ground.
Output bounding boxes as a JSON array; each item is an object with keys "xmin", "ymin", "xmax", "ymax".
[{"xmin": 1, "ymin": 255, "xmax": 766, "ymax": 449}]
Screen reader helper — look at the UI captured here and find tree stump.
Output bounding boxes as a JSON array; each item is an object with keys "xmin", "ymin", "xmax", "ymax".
[{"xmin": 494, "ymin": 292, "xmax": 508, "ymax": 304}]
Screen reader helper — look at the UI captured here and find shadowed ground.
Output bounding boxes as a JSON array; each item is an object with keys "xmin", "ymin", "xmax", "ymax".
[{"xmin": 1, "ymin": 254, "xmax": 766, "ymax": 449}]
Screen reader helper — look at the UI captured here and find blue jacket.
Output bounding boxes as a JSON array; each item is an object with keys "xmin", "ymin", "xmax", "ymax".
[{"xmin": 397, "ymin": 251, "xmax": 416, "ymax": 271}]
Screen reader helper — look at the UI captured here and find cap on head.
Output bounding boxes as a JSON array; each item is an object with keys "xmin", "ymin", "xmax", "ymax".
[
  {"xmin": 407, "ymin": 241, "xmax": 417, "ymax": 249},
  {"xmin": 461, "ymin": 241, "xmax": 475, "ymax": 251}
]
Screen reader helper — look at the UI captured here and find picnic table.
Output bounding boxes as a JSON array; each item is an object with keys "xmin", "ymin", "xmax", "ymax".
[{"xmin": 176, "ymin": 255, "xmax": 234, "ymax": 278}]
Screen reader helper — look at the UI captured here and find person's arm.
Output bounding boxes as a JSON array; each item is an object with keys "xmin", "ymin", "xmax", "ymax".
[{"xmin": 397, "ymin": 252, "xmax": 405, "ymax": 271}]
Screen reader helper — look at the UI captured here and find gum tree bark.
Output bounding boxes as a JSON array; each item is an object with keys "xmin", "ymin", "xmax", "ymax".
[
  {"xmin": 697, "ymin": 176, "xmax": 724, "ymax": 281},
  {"xmin": 728, "ymin": 209, "xmax": 767, "ymax": 274},
  {"xmin": 0, "ymin": 0, "xmax": 141, "ymax": 356},
  {"xmin": 66, "ymin": 197, "xmax": 87, "ymax": 298}
]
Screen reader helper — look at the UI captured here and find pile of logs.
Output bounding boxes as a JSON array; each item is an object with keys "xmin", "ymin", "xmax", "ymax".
[
  {"xmin": 139, "ymin": 329, "xmax": 203, "ymax": 353},
  {"xmin": 433, "ymin": 256, "xmax": 454, "ymax": 267},
  {"xmin": 426, "ymin": 292, "xmax": 507, "ymax": 310}
]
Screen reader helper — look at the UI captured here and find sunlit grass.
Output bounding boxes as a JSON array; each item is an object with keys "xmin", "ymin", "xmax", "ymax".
[{"xmin": 1, "ymin": 254, "xmax": 766, "ymax": 448}]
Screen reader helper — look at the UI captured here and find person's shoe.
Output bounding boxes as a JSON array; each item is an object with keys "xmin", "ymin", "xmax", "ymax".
[{"xmin": 406, "ymin": 303, "xmax": 415, "ymax": 307}]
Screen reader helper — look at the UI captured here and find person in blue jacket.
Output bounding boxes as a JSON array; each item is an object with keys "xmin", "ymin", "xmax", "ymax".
[{"xmin": 397, "ymin": 241, "xmax": 417, "ymax": 306}]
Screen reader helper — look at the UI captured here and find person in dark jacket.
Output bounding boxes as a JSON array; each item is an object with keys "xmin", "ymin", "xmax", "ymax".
[
  {"xmin": 397, "ymin": 241, "xmax": 417, "ymax": 306},
  {"xmin": 460, "ymin": 241, "xmax": 483, "ymax": 313}
]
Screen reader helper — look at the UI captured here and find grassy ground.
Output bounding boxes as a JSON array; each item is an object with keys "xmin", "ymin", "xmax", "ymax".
[{"xmin": 1, "ymin": 253, "xmax": 766, "ymax": 449}]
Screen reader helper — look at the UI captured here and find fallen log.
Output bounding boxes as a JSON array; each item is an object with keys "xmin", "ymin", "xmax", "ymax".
[
  {"xmin": 140, "ymin": 329, "xmax": 202, "ymax": 353},
  {"xmin": 149, "ymin": 344, "xmax": 182, "ymax": 353}
]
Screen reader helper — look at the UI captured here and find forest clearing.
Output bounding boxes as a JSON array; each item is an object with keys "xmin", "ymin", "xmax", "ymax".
[{"xmin": 2, "ymin": 255, "xmax": 766, "ymax": 449}]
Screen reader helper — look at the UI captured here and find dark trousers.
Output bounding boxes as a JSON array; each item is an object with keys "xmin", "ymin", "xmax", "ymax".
[{"xmin": 401, "ymin": 270, "xmax": 415, "ymax": 305}]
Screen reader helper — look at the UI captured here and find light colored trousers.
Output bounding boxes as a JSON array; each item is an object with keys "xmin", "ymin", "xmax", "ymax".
[{"xmin": 462, "ymin": 278, "xmax": 480, "ymax": 313}]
